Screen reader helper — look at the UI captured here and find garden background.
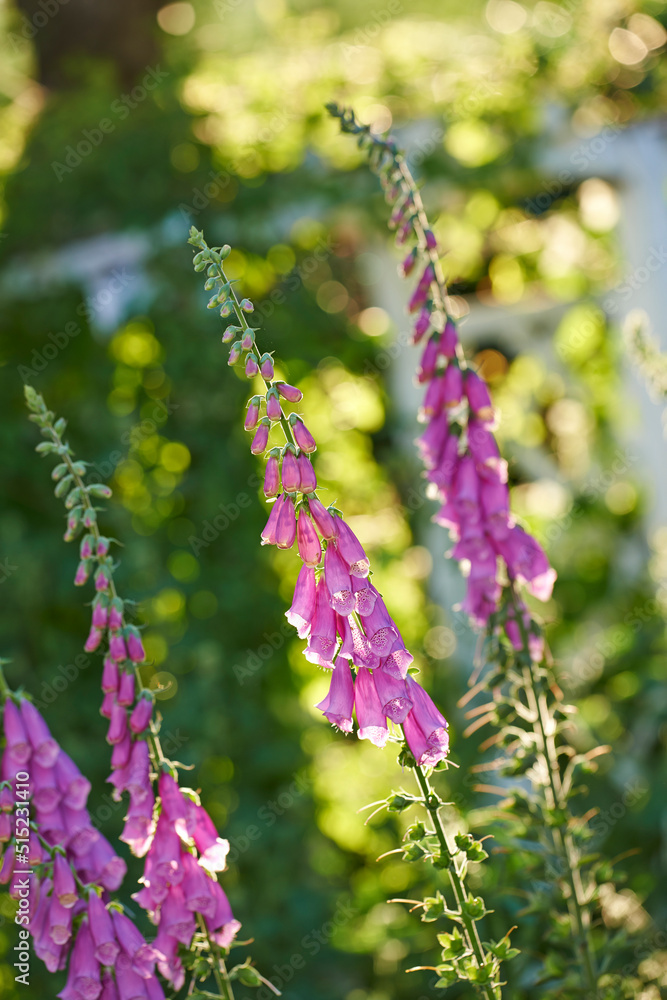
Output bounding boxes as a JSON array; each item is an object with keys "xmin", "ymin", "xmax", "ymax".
[{"xmin": 0, "ymin": 0, "xmax": 666, "ymax": 997}]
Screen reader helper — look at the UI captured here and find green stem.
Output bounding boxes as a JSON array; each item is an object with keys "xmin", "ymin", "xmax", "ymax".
[
  {"xmin": 508, "ymin": 586, "xmax": 598, "ymax": 990},
  {"xmin": 413, "ymin": 765, "xmax": 500, "ymax": 1000},
  {"xmin": 197, "ymin": 913, "xmax": 236, "ymax": 1000},
  {"xmin": 43, "ymin": 418, "xmax": 166, "ymax": 771}
]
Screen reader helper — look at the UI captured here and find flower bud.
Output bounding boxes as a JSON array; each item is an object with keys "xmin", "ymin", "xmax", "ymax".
[
  {"xmin": 276, "ymin": 382, "xmax": 302, "ymax": 402},
  {"xmin": 228, "ymin": 341, "xmax": 242, "ymax": 365},
  {"xmin": 276, "ymin": 495, "xmax": 297, "ymax": 550},
  {"xmin": 439, "ymin": 320, "xmax": 458, "ymax": 359},
  {"xmin": 244, "ymin": 396, "xmax": 261, "ymax": 431},
  {"xmin": 96, "ymin": 536, "xmax": 110, "ymax": 557},
  {"xmin": 240, "ymin": 298, "xmax": 254, "ymax": 313},
  {"xmin": 297, "ymin": 453, "xmax": 317, "ymax": 493},
  {"xmin": 109, "ymin": 597, "xmax": 124, "ymax": 630},
  {"xmin": 74, "ymin": 560, "xmax": 91, "ymax": 586},
  {"xmin": 92, "ymin": 594, "xmax": 109, "ymax": 628},
  {"xmin": 266, "ymin": 392, "xmax": 282, "ymax": 422},
  {"xmin": 281, "ymin": 448, "xmax": 300, "ymax": 493},
  {"xmin": 241, "ymin": 330, "xmax": 253, "ymax": 350},
  {"xmin": 79, "ymin": 534, "xmax": 95, "ymax": 559},
  {"xmin": 308, "ymin": 498, "xmax": 338, "ymax": 540},
  {"xmin": 130, "ymin": 692, "xmax": 154, "ymax": 734},
  {"xmin": 84, "ymin": 627, "xmax": 104, "ymax": 653},
  {"xmin": 289, "ymin": 415, "xmax": 316, "ymax": 453},
  {"xmin": 117, "ymin": 669, "xmax": 136, "ymax": 706},
  {"xmin": 245, "ymin": 353, "xmax": 259, "ymax": 378},
  {"xmin": 263, "ymin": 454, "xmax": 281, "ymax": 497},
  {"xmin": 222, "ymin": 325, "xmax": 241, "ymax": 343},
  {"xmin": 125, "ymin": 626, "xmax": 146, "ymax": 664},
  {"xmin": 251, "ymin": 418, "xmax": 271, "ymax": 455},
  {"xmin": 109, "ymin": 631, "xmax": 127, "ymax": 662},
  {"xmin": 259, "ymin": 353, "xmax": 274, "ymax": 379},
  {"xmin": 83, "ymin": 507, "xmax": 97, "ymax": 528}
]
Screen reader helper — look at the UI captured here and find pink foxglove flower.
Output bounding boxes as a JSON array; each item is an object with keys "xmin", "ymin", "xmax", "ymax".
[
  {"xmin": 417, "ymin": 336, "xmax": 438, "ymax": 384},
  {"xmin": 47, "ymin": 893, "xmax": 73, "ymax": 946},
  {"xmin": 61, "ymin": 919, "xmax": 101, "ymax": 1000},
  {"xmin": 3, "ymin": 699, "xmax": 31, "ymax": 764},
  {"xmin": 285, "ymin": 565, "xmax": 316, "ymax": 638},
  {"xmin": 297, "ymin": 452, "xmax": 317, "ymax": 493},
  {"xmin": 316, "ymin": 659, "xmax": 354, "ymax": 733},
  {"xmin": 354, "ymin": 668, "xmax": 389, "ymax": 748},
  {"xmin": 275, "ymin": 494, "xmax": 297, "ymax": 549},
  {"xmin": 304, "ymin": 578, "xmax": 338, "ymax": 668},
  {"xmin": 403, "ymin": 676, "xmax": 450, "ymax": 767},
  {"xmin": 308, "ymin": 498, "xmax": 338, "ymax": 540},
  {"xmin": 21, "ymin": 699, "xmax": 59, "ymax": 767},
  {"xmin": 188, "ymin": 802, "xmax": 231, "ymax": 872},
  {"xmin": 371, "ymin": 668, "xmax": 412, "ymax": 724},
  {"xmin": 281, "ymin": 447, "xmax": 300, "ymax": 492},
  {"xmin": 465, "ymin": 370, "xmax": 494, "ymax": 422},
  {"xmin": 334, "ymin": 519, "xmax": 370, "ymax": 577},
  {"xmin": 323, "ymin": 543, "xmax": 355, "ymax": 615},
  {"xmin": 53, "ymin": 853, "xmax": 78, "ymax": 908},
  {"xmin": 88, "ymin": 892, "xmax": 120, "ymax": 965},
  {"xmin": 297, "ymin": 510, "xmax": 322, "ymax": 567},
  {"xmin": 261, "ymin": 493, "xmax": 286, "ymax": 545}
]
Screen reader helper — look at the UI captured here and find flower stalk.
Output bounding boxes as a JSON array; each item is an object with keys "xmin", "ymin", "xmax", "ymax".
[
  {"xmin": 189, "ymin": 227, "xmax": 510, "ymax": 997},
  {"xmin": 326, "ymin": 102, "xmax": 622, "ymax": 995},
  {"xmin": 23, "ymin": 385, "xmax": 271, "ymax": 1000}
]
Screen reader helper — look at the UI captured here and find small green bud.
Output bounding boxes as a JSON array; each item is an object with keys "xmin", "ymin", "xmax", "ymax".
[
  {"xmin": 54, "ymin": 475, "xmax": 74, "ymax": 498},
  {"xmin": 235, "ymin": 966, "xmax": 263, "ymax": 987},
  {"xmin": 51, "ymin": 462, "xmax": 69, "ymax": 481},
  {"xmin": 87, "ymin": 484, "xmax": 113, "ymax": 499}
]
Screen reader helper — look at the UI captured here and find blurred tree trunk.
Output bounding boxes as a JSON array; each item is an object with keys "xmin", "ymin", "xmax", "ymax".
[{"xmin": 15, "ymin": 0, "xmax": 164, "ymax": 89}]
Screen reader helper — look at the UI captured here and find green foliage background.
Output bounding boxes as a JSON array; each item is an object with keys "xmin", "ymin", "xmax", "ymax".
[{"xmin": 0, "ymin": 0, "xmax": 665, "ymax": 997}]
